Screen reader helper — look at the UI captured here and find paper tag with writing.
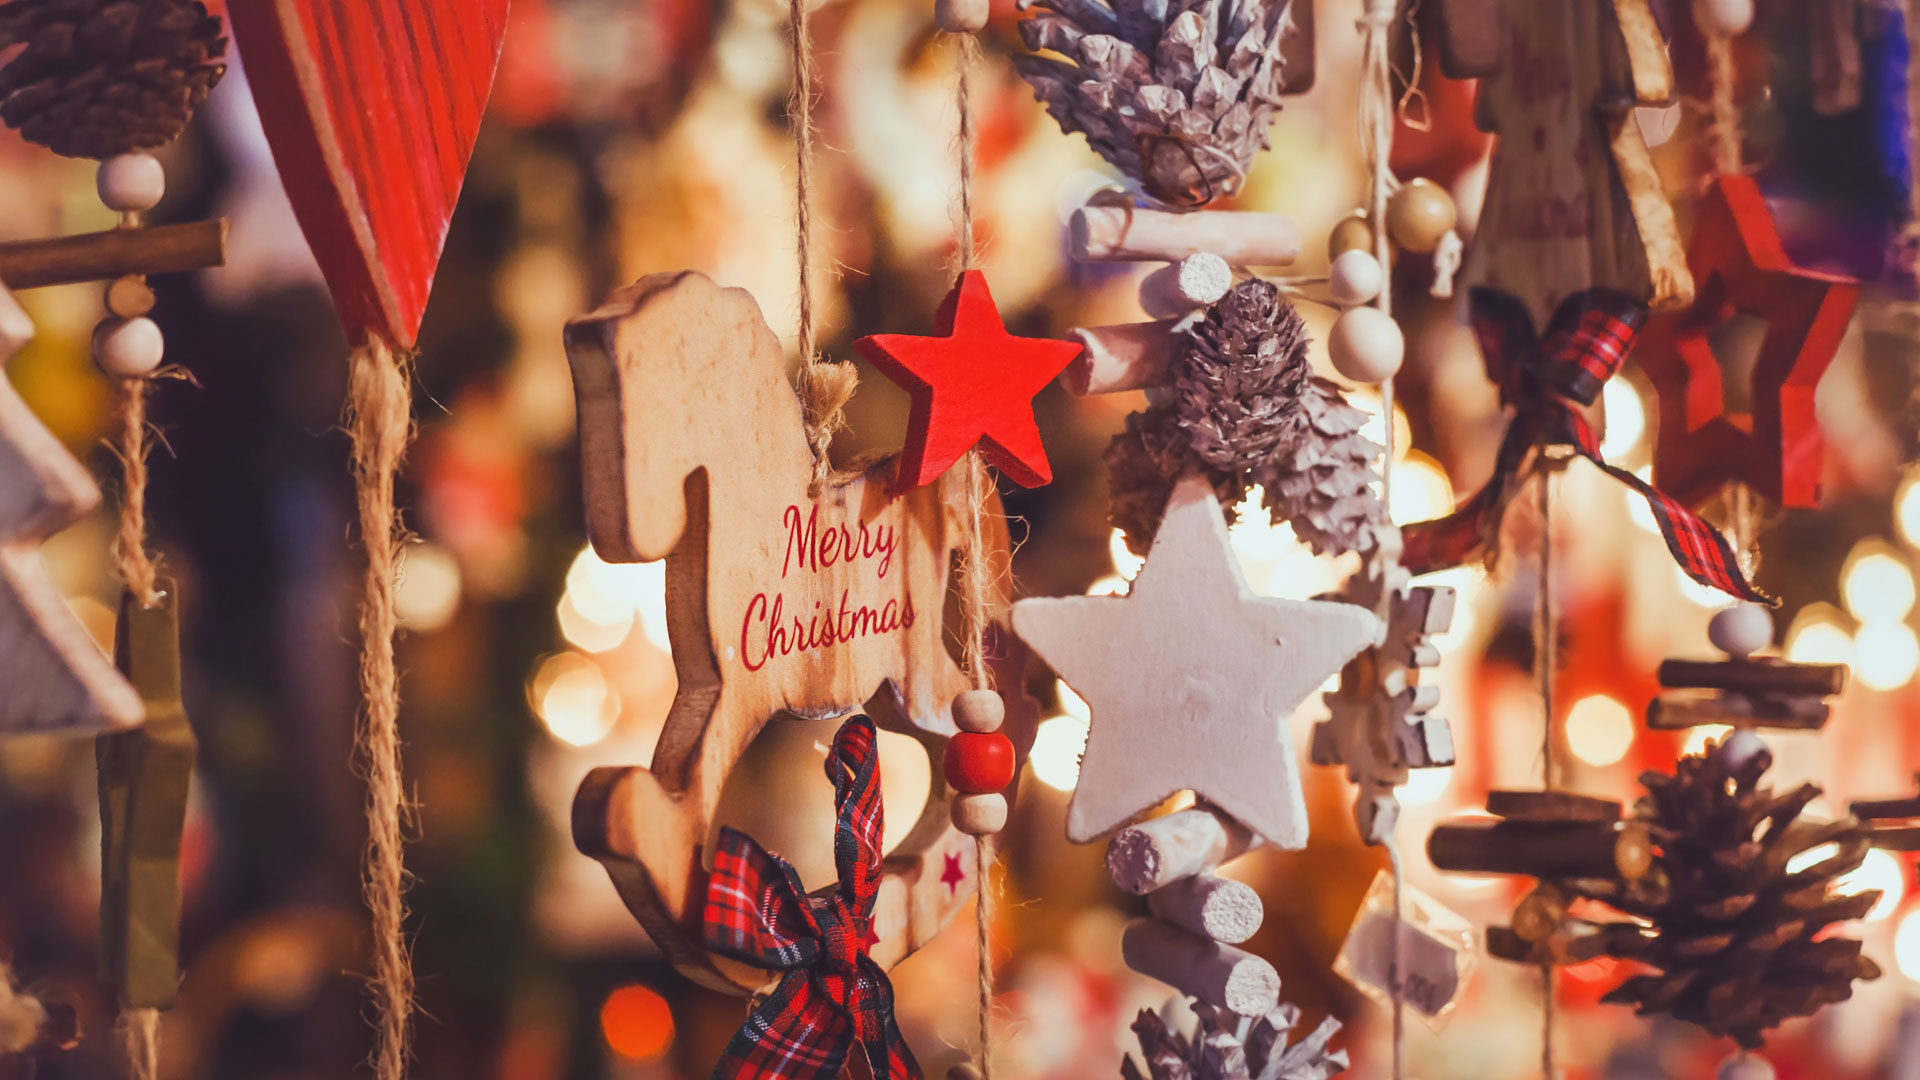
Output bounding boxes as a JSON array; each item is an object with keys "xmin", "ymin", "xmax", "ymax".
[{"xmin": 1334, "ymin": 869, "xmax": 1476, "ymax": 1026}]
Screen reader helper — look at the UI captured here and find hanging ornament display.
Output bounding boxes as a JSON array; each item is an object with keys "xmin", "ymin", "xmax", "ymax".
[
  {"xmin": 702, "ymin": 715, "xmax": 922, "ymax": 1080},
  {"xmin": 1634, "ymin": 174, "xmax": 1863, "ymax": 510},
  {"xmin": 1012, "ymin": 0, "xmax": 1314, "ymax": 206},
  {"xmin": 1463, "ymin": 0, "xmax": 1693, "ymax": 327},
  {"xmin": 1402, "ymin": 288, "xmax": 1768, "ymax": 603},
  {"xmin": 1332, "ymin": 870, "xmax": 1474, "ymax": 1024},
  {"xmin": 564, "ymin": 270, "xmax": 1032, "ymax": 993}
]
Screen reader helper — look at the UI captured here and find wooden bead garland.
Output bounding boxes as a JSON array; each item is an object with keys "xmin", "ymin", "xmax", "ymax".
[
  {"xmin": 1328, "ymin": 249, "xmax": 1383, "ymax": 307},
  {"xmin": 1384, "ymin": 178, "xmax": 1456, "ymax": 254},
  {"xmin": 93, "ymin": 317, "xmax": 165, "ymax": 378},
  {"xmin": 947, "ymin": 690, "xmax": 1011, "ymax": 837},
  {"xmin": 935, "ymin": 0, "xmax": 988, "ymax": 31},
  {"xmin": 97, "ymin": 153, "xmax": 166, "ymax": 214},
  {"xmin": 1694, "ymin": 0, "xmax": 1754, "ymax": 37},
  {"xmin": 1328, "ymin": 210, "xmax": 1375, "ymax": 258},
  {"xmin": 1328, "ymin": 305, "xmax": 1404, "ymax": 384},
  {"xmin": 944, "ymin": 732, "xmax": 1015, "ymax": 793}
]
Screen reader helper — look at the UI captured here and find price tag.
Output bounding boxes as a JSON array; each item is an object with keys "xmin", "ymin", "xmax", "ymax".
[{"xmin": 1334, "ymin": 870, "xmax": 1476, "ymax": 1025}]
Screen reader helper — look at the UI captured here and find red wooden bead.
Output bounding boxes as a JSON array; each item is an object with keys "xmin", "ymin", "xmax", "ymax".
[{"xmin": 944, "ymin": 731, "xmax": 1015, "ymax": 794}]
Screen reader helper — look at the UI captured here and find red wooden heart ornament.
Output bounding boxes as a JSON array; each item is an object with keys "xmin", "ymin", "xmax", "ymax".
[{"xmin": 229, "ymin": 0, "xmax": 510, "ymax": 348}]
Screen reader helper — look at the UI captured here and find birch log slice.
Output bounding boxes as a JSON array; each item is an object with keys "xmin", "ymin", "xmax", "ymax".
[
  {"xmin": 1122, "ymin": 918, "xmax": 1282, "ymax": 1016},
  {"xmin": 1107, "ymin": 805, "xmax": 1258, "ymax": 894},
  {"xmin": 1145, "ymin": 872, "xmax": 1264, "ymax": 944}
]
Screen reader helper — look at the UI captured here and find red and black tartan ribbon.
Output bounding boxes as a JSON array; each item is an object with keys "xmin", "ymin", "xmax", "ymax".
[
  {"xmin": 1402, "ymin": 287, "xmax": 1770, "ymax": 604},
  {"xmin": 703, "ymin": 714, "xmax": 922, "ymax": 1080}
]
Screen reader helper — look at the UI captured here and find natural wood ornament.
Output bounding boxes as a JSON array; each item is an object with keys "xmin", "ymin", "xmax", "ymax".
[
  {"xmin": 1635, "ymin": 175, "xmax": 1862, "ymax": 509},
  {"xmin": 0, "ymin": 283, "xmax": 142, "ymax": 735},
  {"xmin": 567, "ymin": 270, "xmax": 1034, "ymax": 995},
  {"xmin": 1013, "ymin": 476, "xmax": 1380, "ymax": 849},
  {"xmin": 1465, "ymin": 0, "xmax": 1694, "ymax": 329}
]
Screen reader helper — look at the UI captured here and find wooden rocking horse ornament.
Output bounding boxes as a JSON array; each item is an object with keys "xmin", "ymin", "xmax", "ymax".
[{"xmin": 567, "ymin": 270, "xmax": 1031, "ymax": 995}]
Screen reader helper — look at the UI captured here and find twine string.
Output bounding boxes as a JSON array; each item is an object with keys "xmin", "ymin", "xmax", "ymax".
[
  {"xmin": 346, "ymin": 338, "xmax": 417, "ymax": 1080},
  {"xmin": 1704, "ymin": 31, "xmax": 1764, "ymax": 580},
  {"xmin": 1535, "ymin": 460, "xmax": 1559, "ymax": 1080},
  {"xmin": 789, "ymin": 0, "xmax": 855, "ymax": 493},
  {"xmin": 952, "ymin": 26, "xmax": 996, "ymax": 1078},
  {"xmin": 120, "ymin": 1006, "xmax": 159, "ymax": 1080}
]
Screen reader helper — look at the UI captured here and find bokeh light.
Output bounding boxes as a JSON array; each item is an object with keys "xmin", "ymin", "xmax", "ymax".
[
  {"xmin": 1598, "ymin": 379, "xmax": 1647, "ymax": 460},
  {"xmin": 1396, "ymin": 765, "xmax": 1454, "ymax": 807},
  {"xmin": 1564, "ymin": 695, "xmax": 1635, "ymax": 767},
  {"xmin": 1852, "ymin": 622, "xmax": 1919, "ymax": 691},
  {"xmin": 1895, "ymin": 906, "xmax": 1920, "ymax": 982},
  {"xmin": 1786, "ymin": 605, "xmax": 1854, "ymax": 666},
  {"xmin": 1681, "ymin": 724, "xmax": 1732, "ymax": 757},
  {"xmin": 395, "ymin": 542, "xmax": 462, "ymax": 632},
  {"xmin": 1898, "ymin": 473, "xmax": 1920, "ymax": 550},
  {"xmin": 1030, "ymin": 714, "xmax": 1090, "ymax": 792},
  {"xmin": 600, "ymin": 984, "xmax": 674, "ymax": 1061},
  {"xmin": 528, "ymin": 652, "xmax": 619, "ymax": 746},
  {"xmin": 1836, "ymin": 848, "xmax": 1906, "ymax": 923},
  {"xmin": 1841, "ymin": 541, "xmax": 1916, "ymax": 624},
  {"xmin": 1387, "ymin": 453, "xmax": 1454, "ymax": 526}
]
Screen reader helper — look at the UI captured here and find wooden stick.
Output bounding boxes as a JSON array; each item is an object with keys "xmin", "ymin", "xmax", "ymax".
[
  {"xmin": 1071, "ymin": 207, "xmax": 1301, "ymax": 266},
  {"xmin": 1645, "ymin": 690, "xmax": 1829, "ymax": 731},
  {"xmin": 1121, "ymin": 917, "xmax": 1281, "ymax": 1016},
  {"xmin": 0, "ymin": 221, "xmax": 228, "ymax": 290},
  {"xmin": 1657, "ymin": 658, "xmax": 1846, "ymax": 696},
  {"xmin": 1427, "ymin": 820, "xmax": 1652, "ymax": 880},
  {"xmin": 1145, "ymin": 872, "xmax": 1264, "ymax": 944},
  {"xmin": 1063, "ymin": 320, "xmax": 1182, "ymax": 396},
  {"xmin": 1107, "ymin": 806, "xmax": 1258, "ymax": 895}
]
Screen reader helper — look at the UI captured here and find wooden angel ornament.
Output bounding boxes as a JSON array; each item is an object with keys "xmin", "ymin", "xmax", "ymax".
[
  {"xmin": 1464, "ymin": 0, "xmax": 1693, "ymax": 326},
  {"xmin": 566, "ymin": 270, "xmax": 1035, "ymax": 995}
]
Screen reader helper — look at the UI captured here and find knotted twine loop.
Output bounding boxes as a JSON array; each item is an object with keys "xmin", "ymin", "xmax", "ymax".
[
  {"xmin": 345, "ymin": 337, "xmax": 418, "ymax": 1080},
  {"xmin": 789, "ymin": 0, "xmax": 856, "ymax": 496},
  {"xmin": 109, "ymin": 376, "xmax": 163, "ymax": 609},
  {"xmin": 1702, "ymin": 27, "xmax": 1763, "ymax": 575}
]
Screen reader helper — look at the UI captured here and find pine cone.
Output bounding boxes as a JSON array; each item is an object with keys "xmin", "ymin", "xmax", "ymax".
[
  {"xmin": 1595, "ymin": 734, "xmax": 1882, "ymax": 1049},
  {"xmin": 1254, "ymin": 378, "xmax": 1392, "ymax": 558},
  {"xmin": 1014, "ymin": 0, "xmax": 1303, "ymax": 205},
  {"xmin": 1177, "ymin": 278, "xmax": 1311, "ymax": 476},
  {"xmin": 0, "ymin": 0, "xmax": 226, "ymax": 159},
  {"xmin": 1122, "ymin": 1001, "xmax": 1346, "ymax": 1080}
]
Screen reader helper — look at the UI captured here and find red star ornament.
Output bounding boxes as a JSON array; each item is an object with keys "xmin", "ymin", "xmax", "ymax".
[
  {"xmin": 1635, "ymin": 175, "xmax": 1861, "ymax": 509},
  {"xmin": 855, "ymin": 271, "xmax": 1082, "ymax": 492},
  {"xmin": 941, "ymin": 852, "xmax": 966, "ymax": 895}
]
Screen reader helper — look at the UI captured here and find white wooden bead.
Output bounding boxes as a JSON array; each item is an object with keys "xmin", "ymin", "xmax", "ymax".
[
  {"xmin": 1715, "ymin": 1053, "xmax": 1775, "ymax": 1080},
  {"xmin": 952, "ymin": 689, "xmax": 1004, "ymax": 733},
  {"xmin": 951, "ymin": 792, "xmax": 1007, "ymax": 835},
  {"xmin": 1693, "ymin": 0, "xmax": 1754, "ymax": 37},
  {"xmin": 92, "ymin": 317, "xmax": 164, "ymax": 378},
  {"xmin": 1708, "ymin": 603, "xmax": 1773, "ymax": 659},
  {"xmin": 96, "ymin": 153, "xmax": 165, "ymax": 213},
  {"xmin": 1328, "ymin": 249, "xmax": 1384, "ymax": 307},
  {"xmin": 935, "ymin": 0, "xmax": 988, "ymax": 32},
  {"xmin": 1327, "ymin": 306, "xmax": 1404, "ymax": 384}
]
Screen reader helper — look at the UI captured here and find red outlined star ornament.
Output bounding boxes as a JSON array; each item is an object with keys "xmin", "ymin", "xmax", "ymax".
[
  {"xmin": 855, "ymin": 270, "xmax": 1082, "ymax": 492},
  {"xmin": 1635, "ymin": 175, "xmax": 1861, "ymax": 509}
]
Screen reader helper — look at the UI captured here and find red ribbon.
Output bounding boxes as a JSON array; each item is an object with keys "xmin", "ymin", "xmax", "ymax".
[{"xmin": 703, "ymin": 714, "xmax": 922, "ymax": 1080}]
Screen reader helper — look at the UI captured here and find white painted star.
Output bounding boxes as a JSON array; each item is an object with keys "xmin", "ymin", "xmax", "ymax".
[{"xmin": 1013, "ymin": 477, "xmax": 1382, "ymax": 848}]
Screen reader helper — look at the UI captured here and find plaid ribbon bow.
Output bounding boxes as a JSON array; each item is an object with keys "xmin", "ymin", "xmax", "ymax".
[
  {"xmin": 703, "ymin": 714, "xmax": 922, "ymax": 1080},
  {"xmin": 1402, "ymin": 287, "xmax": 1768, "ymax": 604}
]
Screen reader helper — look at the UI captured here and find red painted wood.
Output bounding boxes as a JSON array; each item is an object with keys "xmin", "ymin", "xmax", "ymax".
[
  {"xmin": 943, "ymin": 731, "xmax": 1015, "ymax": 794},
  {"xmin": 1635, "ymin": 175, "xmax": 1860, "ymax": 508},
  {"xmin": 854, "ymin": 271, "xmax": 1081, "ymax": 492},
  {"xmin": 229, "ymin": 0, "xmax": 509, "ymax": 348}
]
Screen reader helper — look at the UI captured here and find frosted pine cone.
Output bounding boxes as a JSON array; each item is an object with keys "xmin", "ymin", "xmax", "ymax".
[
  {"xmin": 1122, "ymin": 1000, "xmax": 1346, "ymax": 1080},
  {"xmin": 1254, "ymin": 378, "xmax": 1392, "ymax": 558},
  {"xmin": 1015, "ymin": 0, "xmax": 1307, "ymax": 205},
  {"xmin": 1178, "ymin": 278, "xmax": 1311, "ymax": 475}
]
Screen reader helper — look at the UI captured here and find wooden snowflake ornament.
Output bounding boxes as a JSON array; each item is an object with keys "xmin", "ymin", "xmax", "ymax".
[
  {"xmin": 0, "ymin": 284, "xmax": 141, "ymax": 735},
  {"xmin": 565, "ymin": 271, "xmax": 1035, "ymax": 995},
  {"xmin": 854, "ymin": 271, "xmax": 1081, "ymax": 492},
  {"xmin": 1012, "ymin": 476, "xmax": 1380, "ymax": 848},
  {"xmin": 1313, "ymin": 568, "xmax": 1456, "ymax": 845},
  {"xmin": 1636, "ymin": 175, "xmax": 1862, "ymax": 509}
]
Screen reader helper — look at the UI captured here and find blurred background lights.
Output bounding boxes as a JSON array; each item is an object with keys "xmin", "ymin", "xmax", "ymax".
[
  {"xmin": 394, "ymin": 542, "xmax": 462, "ymax": 632},
  {"xmin": 1624, "ymin": 466, "xmax": 1660, "ymax": 534},
  {"xmin": 1565, "ymin": 695, "xmax": 1635, "ymax": 767},
  {"xmin": 1895, "ymin": 906, "xmax": 1920, "ymax": 982},
  {"xmin": 1030, "ymin": 680, "xmax": 1091, "ymax": 792},
  {"xmin": 560, "ymin": 545, "xmax": 670, "ymax": 652},
  {"xmin": 1786, "ymin": 604, "xmax": 1854, "ymax": 666},
  {"xmin": 1898, "ymin": 471, "xmax": 1920, "ymax": 549},
  {"xmin": 1681, "ymin": 724, "xmax": 1732, "ymax": 757},
  {"xmin": 1841, "ymin": 541, "xmax": 1916, "ymax": 624},
  {"xmin": 1386, "ymin": 453, "xmax": 1453, "ymax": 526},
  {"xmin": 1850, "ymin": 622, "xmax": 1919, "ymax": 691},
  {"xmin": 1109, "ymin": 528, "xmax": 1144, "ymax": 580},
  {"xmin": 1835, "ymin": 847, "xmax": 1906, "ymax": 922},
  {"xmin": 1598, "ymin": 379, "xmax": 1647, "ymax": 460},
  {"xmin": 1395, "ymin": 765, "xmax": 1454, "ymax": 807},
  {"xmin": 529, "ymin": 652, "xmax": 619, "ymax": 747},
  {"xmin": 600, "ymin": 984, "xmax": 674, "ymax": 1062}
]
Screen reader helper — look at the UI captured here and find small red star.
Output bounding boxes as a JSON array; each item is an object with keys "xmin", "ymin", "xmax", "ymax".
[
  {"xmin": 1636, "ymin": 175, "xmax": 1860, "ymax": 509},
  {"xmin": 941, "ymin": 852, "xmax": 966, "ymax": 895},
  {"xmin": 861, "ymin": 923, "xmax": 881, "ymax": 950},
  {"xmin": 855, "ymin": 270, "xmax": 1082, "ymax": 492}
]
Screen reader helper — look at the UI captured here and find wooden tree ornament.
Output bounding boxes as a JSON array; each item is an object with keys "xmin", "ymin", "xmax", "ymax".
[
  {"xmin": 567, "ymin": 270, "xmax": 1035, "ymax": 995},
  {"xmin": 1851, "ymin": 779, "xmax": 1920, "ymax": 852},
  {"xmin": 1634, "ymin": 175, "xmax": 1862, "ymax": 509},
  {"xmin": 1465, "ymin": 0, "xmax": 1693, "ymax": 328},
  {"xmin": 0, "ymin": 284, "xmax": 142, "ymax": 735},
  {"xmin": 224, "ymin": 6, "xmax": 508, "ymax": 1075}
]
